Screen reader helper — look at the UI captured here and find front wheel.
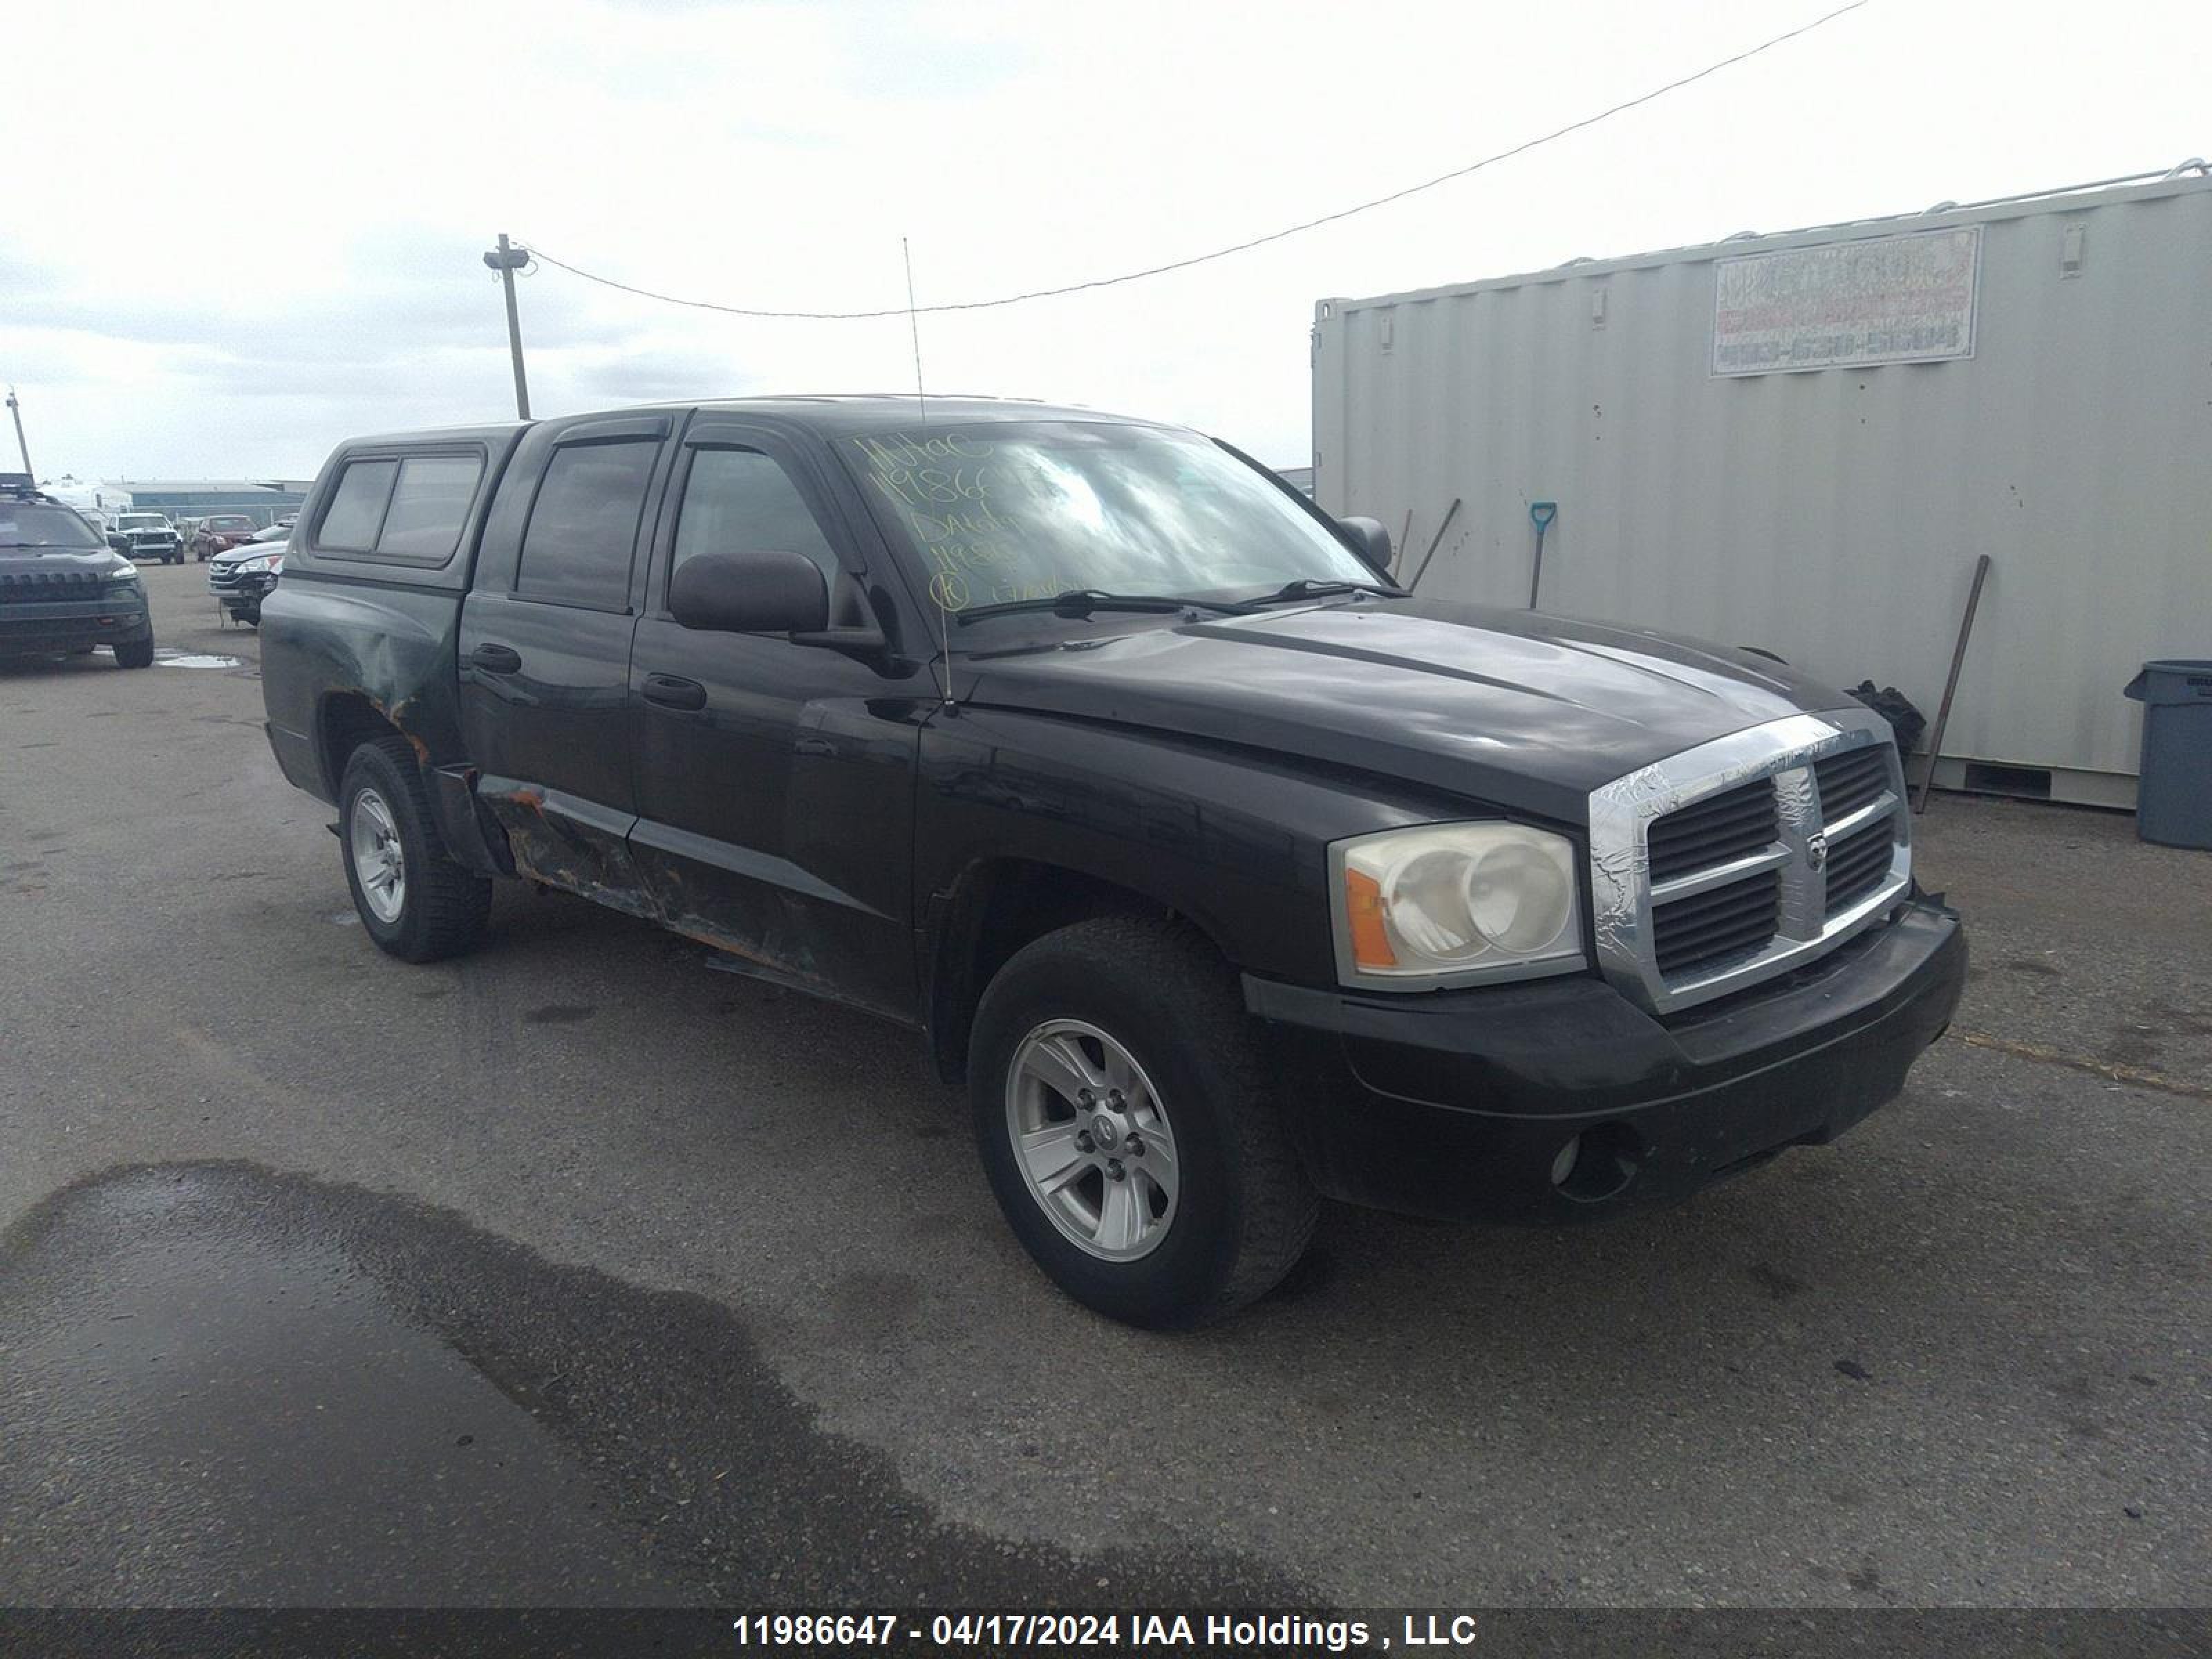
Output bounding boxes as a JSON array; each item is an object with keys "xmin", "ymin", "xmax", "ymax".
[
  {"xmin": 968, "ymin": 915, "xmax": 1318, "ymax": 1328},
  {"xmin": 113, "ymin": 636, "xmax": 155, "ymax": 668},
  {"xmin": 338, "ymin": 736, "xmax": 492, "ymax": 962}
]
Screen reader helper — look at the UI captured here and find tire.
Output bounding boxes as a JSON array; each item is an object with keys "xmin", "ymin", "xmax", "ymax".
[
  {"xmin": 113, "ymin": 636, "xmax": 155, "ymax": 669},
  {"xmin": 337, "ymin": 735, "xmax": 492, "ymax": 963},
  {"xmin": 968, "ymin": 915, "xmax": 1318, "ymax": 1328}
]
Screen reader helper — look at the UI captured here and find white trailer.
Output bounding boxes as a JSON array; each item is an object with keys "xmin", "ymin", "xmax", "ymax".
[{"xmin": 1311, "ymin": 165, "xmax": 2212, "ymax": 808}]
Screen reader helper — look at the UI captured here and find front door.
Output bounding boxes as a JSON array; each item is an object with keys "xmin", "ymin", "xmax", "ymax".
[{"xmin": 626, "ymin": 422, "xmax": 920, "ymax": 1019}]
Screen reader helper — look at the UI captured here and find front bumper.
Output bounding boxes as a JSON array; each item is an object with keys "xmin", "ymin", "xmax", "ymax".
[
  {"xmin": 210, "ymin": 569, "xmax": 276, "ymax": 612},
  {"xmin": 1244, "ymin": 897, "xmax": 1966, "ymax": 1224},
  {"xmin": 0, "ymin": 597, "xmax": 154, "ymax": 656}
]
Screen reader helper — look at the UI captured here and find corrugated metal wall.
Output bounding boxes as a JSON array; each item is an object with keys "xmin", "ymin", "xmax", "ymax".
[{"xmin": 1313, "ymin": 176, "xmax": 2212, "ymax": 802}]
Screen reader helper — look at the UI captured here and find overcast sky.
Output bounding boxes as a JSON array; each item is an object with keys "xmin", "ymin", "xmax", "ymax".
[{"xmin": 3, "ymin": 0, "xmax": 2204, "ymax": 482}]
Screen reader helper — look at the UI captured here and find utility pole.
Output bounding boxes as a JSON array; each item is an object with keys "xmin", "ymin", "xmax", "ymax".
[
  {"xmin": 6, "ymin": 386, "xmax": 32, "ymax": 478},
  {"xmin": 481, "ymin": 234, "xmax": 532, "ymax": 420}
]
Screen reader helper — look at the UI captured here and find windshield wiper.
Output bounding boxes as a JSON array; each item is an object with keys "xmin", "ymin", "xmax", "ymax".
[
  {"xmin": 1236, "ymin": 577, "xmax": 1405, "ymax": 608},
  {"xmin": 953, "ymin": 590, "xmax": 1248, "ymax": 626}
]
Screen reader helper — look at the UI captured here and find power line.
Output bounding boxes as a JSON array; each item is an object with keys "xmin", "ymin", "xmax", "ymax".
[{"xmin": 522, "ymin": 1, "xmax": 1868, "ymax": 322}]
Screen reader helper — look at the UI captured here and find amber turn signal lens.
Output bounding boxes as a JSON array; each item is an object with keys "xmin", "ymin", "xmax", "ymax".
[{"xmin": 1345, "ymin": 868, "xmax": 1397, "ymax": 969}]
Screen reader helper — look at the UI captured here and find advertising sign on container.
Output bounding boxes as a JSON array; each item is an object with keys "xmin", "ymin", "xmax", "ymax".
[{"xmin": 1712, "ymin": 225, "xmax": 1980, "ymax": 375}]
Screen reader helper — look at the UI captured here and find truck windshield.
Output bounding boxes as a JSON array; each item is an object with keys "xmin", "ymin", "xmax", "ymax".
[
  {"xmin": 0, "ymin": 503, "xmax": 106, "ymax": 550},
  {"xmin": 120, "ymin": 516, "xmax": 166, "ymax": 529},
  {"xmin": 839, "ymin": 421, "xmax": 1374, "ymax": 616}
]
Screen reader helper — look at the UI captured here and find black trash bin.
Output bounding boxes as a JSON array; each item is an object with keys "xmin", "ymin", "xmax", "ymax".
[{"xmin": 2123, "ymin": 659, "xmax": 2212, "ymax": 849}]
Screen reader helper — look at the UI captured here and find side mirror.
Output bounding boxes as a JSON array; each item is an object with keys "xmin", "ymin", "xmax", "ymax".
[
  {"xmin": 669, "ymin": 550, "xmax": 830, "ymax": 635},
  {"xmin": 1339, "ymin": 515, "xmax": 1394, "ymax": 577}
]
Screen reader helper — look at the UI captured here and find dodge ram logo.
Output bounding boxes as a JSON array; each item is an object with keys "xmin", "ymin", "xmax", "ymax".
[{"xmin": 1807, "ymin": 831, "xmax": 1830, "ymax": 872}]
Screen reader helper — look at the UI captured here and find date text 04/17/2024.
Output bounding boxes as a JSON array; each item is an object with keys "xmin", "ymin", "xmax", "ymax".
[{"xmin": 728, "ymin": 1612, "xmax": 1485, "ymax": 1650}]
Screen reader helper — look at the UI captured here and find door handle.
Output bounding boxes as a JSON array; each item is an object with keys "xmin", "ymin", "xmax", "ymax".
[
  {"xmin": 469, "ymin": 642, "xmax": 523, "ymax": 675},
  {"xmin": 641, "ymin": 672, "xmax": 708, "ymax": 712}
]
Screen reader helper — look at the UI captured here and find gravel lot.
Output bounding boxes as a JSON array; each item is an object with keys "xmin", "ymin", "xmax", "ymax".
[{"xmin": 3, "ymin": 559, "xmax": 2206, "ymax": 1611}]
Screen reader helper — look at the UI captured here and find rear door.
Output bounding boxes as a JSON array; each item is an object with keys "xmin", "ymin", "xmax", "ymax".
[
  {"xmin": 458, "ymin": 413, "xmax": 674, "ymax": 910},
  {"xmin": 626, "ymin": 419, "xmax": 921, "ymax": 1019}
]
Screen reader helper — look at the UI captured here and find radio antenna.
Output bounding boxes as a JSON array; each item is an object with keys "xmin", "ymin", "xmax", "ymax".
[
  {"xmin": 903, "ymin": 236, "xmax": 955, "ymax": 711},
  {"xmin": 902, "ymin": 236, "xmax": 928, "ymax": 428}
]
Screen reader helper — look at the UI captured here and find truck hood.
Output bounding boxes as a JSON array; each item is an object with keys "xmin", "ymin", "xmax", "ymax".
[{"xmin": 956, "ymin": 598, "xmax": 1857, "ymax": 823}]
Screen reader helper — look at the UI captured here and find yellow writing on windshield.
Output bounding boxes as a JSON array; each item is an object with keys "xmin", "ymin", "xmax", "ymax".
[{"xmin": 852, "ymin": 433, "xmax": 1029, "ymax": 606}]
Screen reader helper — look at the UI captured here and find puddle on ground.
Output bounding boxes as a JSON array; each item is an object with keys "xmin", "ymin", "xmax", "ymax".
[
  {"xmin": 155, "ymin": 651, "xmax": 243, "ymax": 670},
  {"xmin": 0, "ymin": 1163, "xmax": 1306, "ymax": 1607}
]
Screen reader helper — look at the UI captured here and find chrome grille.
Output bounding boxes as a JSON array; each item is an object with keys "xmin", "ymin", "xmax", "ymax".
[
  {"xmin": 1652, "ymin": 868, "xmax": 1781, "ymax": 975},
  {"xmin": 1647, "ymin": 778, "xmax": 1778, "ymax": 883},
  {"xmin": 1822, "ymin": 818, "xmax": 1897, "ymax": 915},
  {"xmin": 1589, "ymin": 709, "xmax": 1911, "ymax": 1014},
  {"xmin": 1813, "ymin": 747, "xmax": 1889, "ymax": 823}
]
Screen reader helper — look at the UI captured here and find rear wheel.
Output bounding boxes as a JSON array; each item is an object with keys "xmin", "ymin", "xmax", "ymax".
[
  {"xmin": 968, "ymin": 915, "xmax": 1318, "ymax": 1327},
  {"xmin": 338, "ymin": 736, "xmax": 492, "ymax": 962}
]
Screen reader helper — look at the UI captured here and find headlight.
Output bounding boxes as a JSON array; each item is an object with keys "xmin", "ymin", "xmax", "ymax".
[
  {"xmin": 1331, "ymin": 823, "xmax": 1585, "ymax": 989},
  {"xmin": 107, "ymin": 563, "xmax": 139, "ymax": 583},
  {"xmin": 234, "ymin": 554, "xmax": 276, "ymax": 574}
]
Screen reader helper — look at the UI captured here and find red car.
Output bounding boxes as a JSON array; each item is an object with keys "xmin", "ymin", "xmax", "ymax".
[{"xmin": 190, "ymin": 514, "xmax": 261, "ymax": 561}]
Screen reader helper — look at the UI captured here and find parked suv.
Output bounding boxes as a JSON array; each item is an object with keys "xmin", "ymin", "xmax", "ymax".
[
  {"xmin": 108, "ymin": 511, "xmax": 184, "ymax": 564},
  {"xmin": 259, "ymin": 398, "xmax": 1966, "ymax": 1326},
  {"xmin": 1, "ymin": 478, "xmax": 156, "ymax": 667}
]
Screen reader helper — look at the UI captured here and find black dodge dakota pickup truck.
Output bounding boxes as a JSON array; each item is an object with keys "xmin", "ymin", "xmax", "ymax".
[{"xmin": 260, "ymin": 397, "xmax": 1965, "ymax": 1326}]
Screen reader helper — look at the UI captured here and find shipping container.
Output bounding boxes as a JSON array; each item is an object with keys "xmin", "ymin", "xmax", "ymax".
[{"xmin": 1311, "ymin": 166, "xmax": 2212, "ymax": 807}]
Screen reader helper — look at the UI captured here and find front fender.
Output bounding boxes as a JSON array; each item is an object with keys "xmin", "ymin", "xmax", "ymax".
[{"xmin": 915, "ymin": 706, "xmax": 1486, "ymax": 988}]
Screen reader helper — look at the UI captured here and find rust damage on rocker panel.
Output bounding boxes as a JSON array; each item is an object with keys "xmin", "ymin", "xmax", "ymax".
[
  {"xmin": 478, "ymin": 785, "xmax": 656, "ymax": 920},
  {"xmin": 643, "ymin": 861, "xmax": 866, "ymax": 1007}
]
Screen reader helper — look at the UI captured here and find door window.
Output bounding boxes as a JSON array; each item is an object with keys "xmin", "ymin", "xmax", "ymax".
[
  {"xmin": 515, "ymin": 438, "xmax": 659, "ymax": 610},
  {"xmin": 673, "ymin": 447, "xmax": 841, "ymax": 590}
]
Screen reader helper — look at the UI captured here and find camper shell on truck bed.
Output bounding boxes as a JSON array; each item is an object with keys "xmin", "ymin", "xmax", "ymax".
[
  {"xmin": 261, "ymin": 421, "xmax": 533, "ymax": 874},
  {"xmin": 259, "ymin": 396, "xmax": 1966, "ymax": 1328}
]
